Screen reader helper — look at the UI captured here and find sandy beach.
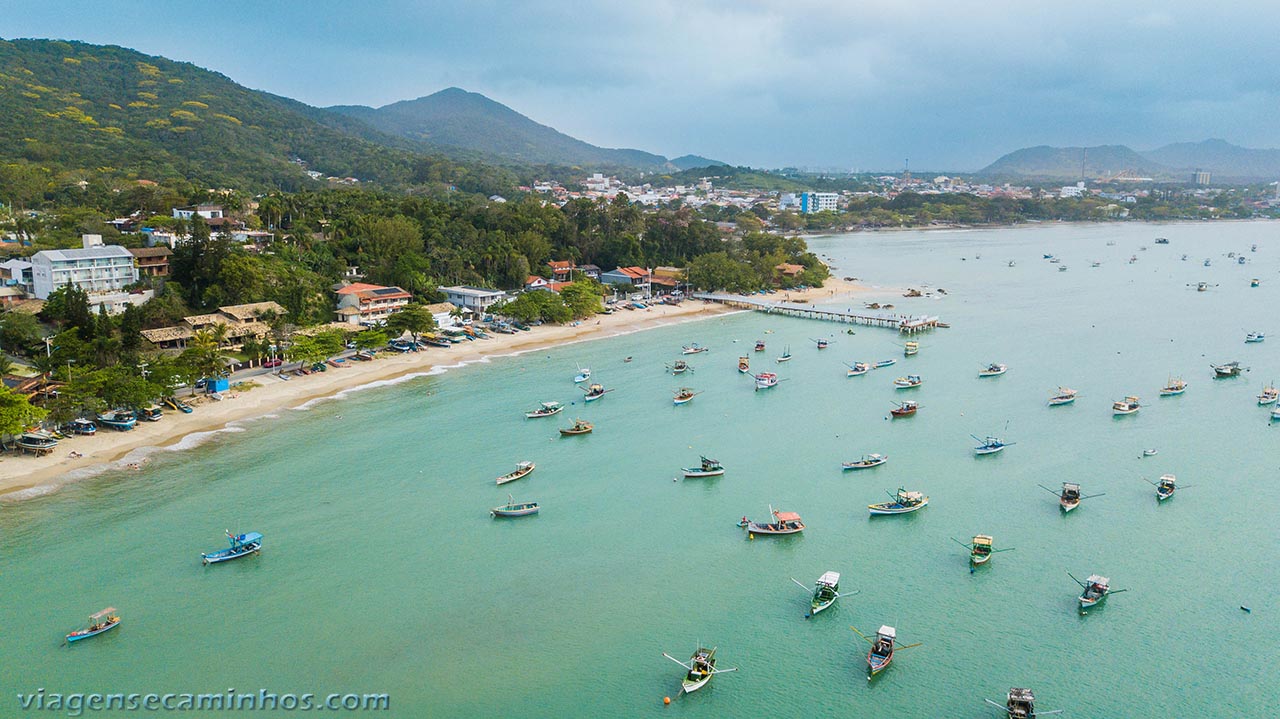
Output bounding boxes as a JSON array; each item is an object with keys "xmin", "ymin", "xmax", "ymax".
[{"xmin": 1, "ymin": 280, "xmax": 872, "ymax": 501}]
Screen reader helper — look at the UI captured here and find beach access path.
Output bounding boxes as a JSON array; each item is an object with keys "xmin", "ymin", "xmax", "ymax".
[{"xmin": 0, "ymin": 280, "xmax": 868, "ymax": 500}]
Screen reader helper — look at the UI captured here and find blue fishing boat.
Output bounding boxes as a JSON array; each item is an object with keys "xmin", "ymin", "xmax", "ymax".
[
  {"xmin": 201, "ymin": 530, "xmax": 263, "ymax": 565},
  {"xmin": 873, "ymin": 359, "xmax": 896, "ymax": 369},
  {"xmin": 66, "ymin": 607, "xmax": 120, "ymax": 643},
  {"xmin": 96, "ymin": 410, "xmax": 137, "ymax": 431},
  {"xmin": 68, "ymin": 418, "xmax": 97, "ymax": 435}
]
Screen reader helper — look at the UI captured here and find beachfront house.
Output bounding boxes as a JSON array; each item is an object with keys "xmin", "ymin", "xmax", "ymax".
[
  {"xmin": 525, "ymin": 275, "xmax": 550, "ymax": 291},
  {"xmin": 140, "ymin": 301, "xmax": 285, "ymax": 350},
  {"xmin": 426, "ymin": 302, "xmax": 461, "ymax": 328},
  {"xmin": 30, "ymin": 239, "xmax": 139, "ymax": 300},
  {"xmin": 333, "ymin": 282, "xmax": 413, "ymax": 326},
  {"xmin": 440, "ymin": 285, "xmax": 508, "ymax": 314},
  {"xmin": 774, "ymin": 263, "xmax": 805, "ymax": 285},
  {"xmin": 600, "ymin": 266, "xmax": 651, "ymax": 293},
  {"xmin": 547, "ymin": 260, "xmax": 573, "ymax": 281},
  {"xmin": 651, "ymin": 266, "xmax": 686, "ymax": 294}
]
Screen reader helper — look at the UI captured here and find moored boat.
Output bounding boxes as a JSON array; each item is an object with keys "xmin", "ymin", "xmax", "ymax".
[
  {"xmin": 1148, "ymin": 473, "xmax": 1189, "ymax": 501},
  {"xmin": 201, "ymin": 530, "xmax": 263, "ymax": 565},
  {"xmin": 738, "ymin": 356, "xmax": 751, "ymax": 373},
  {"xmin": 790, "ymin": 571, "xmax": 849, "ymax": 618},
  {"xmin": 754, "ymin": 339, "xmax": 766, "ymax": 352},
  {"xmin": 1070, "ymin": 572, "xmax": 1125, "ymax": 610},
  {"xmin": 559, "ymin": 419, "xmax": 593, "ymax": 436},
  {"xmin": 96, "ymin": 410, "xmax": 137, "ymax": 431},
  {"xmin": 842, "ymin": 453, "xmax": 887, "ymax": 471},
  {"xmin": 66, "ymin": 607, "xmax": 120, "ymax": 643},
  {"xmin": 746, "ymin": 506, "xmax": 804, "ymax": 534},
  {"xmin": 525, "ymin": 401, "xmax": 563, "ymax": 418},
  {"xmin": 1111, "ymin": 396, "xmax": 1141, "ymax": 415},
  {"xmin": 873, "ymin": 358, "xmax": 896, "ymax": 369},
  {"xmin": 812, "ymin": 337, "xmax": 829, "ymax": 349},
  {"xmin": 682, "ymin": 456, "xmax": 724, "ymax": 478},
  {"xmin": 1258, "ymin": 385, "xmax": 1279, "ymax": 405},
  {"xmin": 952, "ymin": 534, "xmax": 1013, "ymax": 567},
  {"xmin": 868, "ymin": 487, "xmax": 928, "ymax": 515},
  {"xmin": 985, "ymin": 687, "xmax": 1063, "ymax": 719},
  {"xmin": 1047, "ymin": 387, "xmax": 1078, "ymax": 406},
  {"xmin": 573, "ymin": 366, "xmax": 591, "ymax": 383},
  {"xmin": 1251, "ymin": 278, "xmax": 1260, "ymax": 287},
  {"xmin": 1159, "ymin": 377, "xmax": 1188, "ymax": 396},
  {"xmin": 496, "ymin": 461, "xmax": 536, "ymax": 485},
  {"xmin": 491, "ymin": 495, "xmax": 540, "ymax": 517},
  {"xmin": 890, "ymin": 400, "xmax": 918, "ymax": 417},
  {"xmin": 662, "ymin": 646, "xmax": 736, "ymax": 694},
  {"xmin": 682, "ymin": 343, "xmax": 709, "ymax": 355},
  {"xmin": 753, "ymin": 372, "xmax": 779, "ymax": 391},
  {"xmin": 581, "ymin": 383, "xmax": 612, "ymax": 402},
  {"xmin": 1245, "ymin": 331, "xmax": 1265, "ymax": 343},
  {"xmin": 972, "ymin": 435, "xmax": 1013, "ymax": 455},
  {"xmin": 892, "ymin": 374, "xmax": 923, "ymax": 389},
  {"xmin": 851, "ymin": 625, "xmax": 921, "ymax": 678},
  {"xmin": 1211, "ymin": 361, "xmax": 1247, "ymax": 378},
  {"xmin": 978, "ymin": 363, "xmax": 1008, "ymax": 377},
  {"xmin": 846, "ymin": 362, "xmax": 871, "ymax": 377},
  {"xmin": 18, "ymin": 430, "xmax": 59, "ymax": 453},
  {"xmin": 776, "ymin": 345, "xmax": 792, "ymax": 362},
  {"xmin": 1040, "ymin": 481, "xmax": 1103, "ymax": 512},
  {"xmin": 903, "ymin": 341, "xmax": 919, "ymax": 356},
  {"xmin": 673, "ymin": 387, "xmax": 701, "ymax": 405},
  {"xmin": 668, "ymin": 359, "xmax": 692, "ymax": 374},
  {"xmin": 68, "ymin": 418, "xmax": 97, "ymax": 435}
]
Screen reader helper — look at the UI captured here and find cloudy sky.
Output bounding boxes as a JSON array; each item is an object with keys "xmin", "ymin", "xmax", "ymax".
[{"xmin": 5, "ymin": 1, "xmax": 1278, "ymax": 170}]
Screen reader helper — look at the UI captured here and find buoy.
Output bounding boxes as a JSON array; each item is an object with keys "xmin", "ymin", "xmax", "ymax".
[
  {"xmin": 663, "ymin": 696, "xmax": 671, "ymax": 705},
  {"xmin": 748, "ymin": 533, "xmax": 754, "ymax": 540}
]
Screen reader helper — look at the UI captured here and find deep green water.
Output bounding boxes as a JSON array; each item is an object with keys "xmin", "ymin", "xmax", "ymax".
[{"xmin": 4, "ymin": 222, "xmax": 1279, "ymax": 717}]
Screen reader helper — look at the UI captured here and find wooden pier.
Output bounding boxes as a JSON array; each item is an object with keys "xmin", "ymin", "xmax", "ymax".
[{"xmin": 693, "ymin": 293, "xmax": 945, "ymax": 334}]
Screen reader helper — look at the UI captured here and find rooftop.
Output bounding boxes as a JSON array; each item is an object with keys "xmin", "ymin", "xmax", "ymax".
[{"xmin": 33, "ymin": 246, "xmax": 134, "ymax": 263}]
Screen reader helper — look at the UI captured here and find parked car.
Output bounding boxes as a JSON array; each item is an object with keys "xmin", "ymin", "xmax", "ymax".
[
  {"xmin": 263, "ymin": 359, "xmax": 283, "ymax": 368},
  {"xmin": 194, "ymin": 378, "xmax": 208, "ymax": 389}
]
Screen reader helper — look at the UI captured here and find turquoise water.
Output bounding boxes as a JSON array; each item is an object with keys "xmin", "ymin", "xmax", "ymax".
[{"xmin": 4, "ymin": 221, "xmax": 1279, "ymax": 717}]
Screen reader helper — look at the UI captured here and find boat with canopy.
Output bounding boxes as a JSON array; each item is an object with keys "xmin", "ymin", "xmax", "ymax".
[
  {"xmin": 66, "ymin": 607, "xmax": 120, "ymax": 643},
  {"xmin": 559, "ymin": 419, "xmax": 593, "ymax": 435},
  {"xmin": 1047, "ymin": 387, "xmax": 1078, "ymax": 406},
  {"xmin": 842, "ymin": 453, "xmax": 887, "ymax": 470},
  {"xmin": 851, "ymin": 625, "xmax": 921, "ymax": 678},
  {"xmin": 868, "ymin": 487, "xmax": 928, "ymax": 515},
  {"xmin": 662, "ymin": 646, "xmax": 736, "ymax": 693},
  {"xmin": 846, "ymin": 362, "xmax": 870, "ymax": 377},
  {"xmin": 790, "ymin": 571, "xmax": 853, "ymax": 618},
  {"xmin": 952, "ymin": 534, "xmax": 1013, "ymax": 567},
  {"xmin": 682, "ymin": 456, "xmax": 724, "ymax": 478},
  {"xmin": 745, "ymin": 506, "xmax": 804, "ymax": 534},
  {"xmin": 1039, "ymin": 481, "xmax": 1103, "ymax": 512},
  {"xmin": 491, "ymin": 495, "xmax": 540, "ymax": 517},
  {"xmin": 525, "ymin": 401, "xmax": 563, "ymax": 419},
  {"xmin": 673, "ymin": 387, "xmax": 701, "ymax": 405},
  {"xmin": 201, "ymin": 530, "xmax": 263, "ymax": 565},
  {"xmin": 496, "ymin": 461, "xmax": 536, "ymax": 485},
  {"xmin": 978, "ymin": 363, "xmax": 1008, "ymax": 377}
]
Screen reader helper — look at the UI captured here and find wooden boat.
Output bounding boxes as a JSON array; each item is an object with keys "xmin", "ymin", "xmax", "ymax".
[
  {"xmin": 986, "ymin": 687, "xmax": 1063, "ymax": 719},
  {"xmin": 491, "ymin": 495, "xmax": 540, "ymax": 517},
  {"xmin": 776, "ymin": 345, "xmax": 792, "ymax": 362},
  {"xmin": 754, "ymin": 339, "xmax": 766, "ymax": 352},
  {"xmin": 525, "ymin": 401, "xmax": 563, "ymax": 418},
  {"xmin": 1142, "ymin": 448, "xmax": 1158, "ymax": 457},
  {"xmin": 873, "ymin": 359, "xmax": 896, "ymax": 369},
  {"xmin": 163, "ymin": 397, "xmax": 194, "ymax": 414},
  {"xmin": 1111, "ymin": 396, "xmax": 1140, "ymax": 415},
  {"xmin": 746, "ymin": 506, "xmax": 805, "ymax": 534},
  {"xmin": 1047, "ymin": 387, "xmax": 1078, "ymax": 406},
  {"xmin": 892, "ymin": 374, "xmax": 923, "ymax": 389},
  {"xmin": 662, "ymin": 646, "xmax": 736, "ymax": 694},
  {"xmin": 846, "ymin": 362, "xmax": 870, "ymax": 377},
  {"xmin": 738, "ymin": 356, "xmax": 751, "ymax": 373},
  {"xmin": 682, "ymin": 343, "xmax": 709, "ymax": 355},
  {"xmin": 754, "ymin": 372, "xmax": 779, "ymax": 391},
  {"xmin": 972, "ymin": 435, "xmax": 1013, "ymax": 455},
  {"xmin": 67, "ymin": 418, "xmax": 98, "ymax": 435},
  {"xmin": 903, "ymin": 341, "xmax": 919, "ymax": 356},
  {"xmin": 581, "ymin": 383, "xmax": 612, "ymax": 402},
  {"xmin": 1070, "ymin": 572, "xmax": 1126, "ymax": 610},
  {"xmin": 673, "ymin": 387, "xmax": 701, "ymax": 405},
  {"xmin": 559, "ymin": 419, "xmax": 593, "ymax": 435},
  {"xmin": 573, "ymin": 366, "xmax": 591, "ymax": 383},
  {"xmin": 511, "ymin": 321, "xmax": 532, "ymax": 331},
  {"xmin": 66, "ymin": 607, "xmax": 120, "ymax": 643},
  {"xmin": 1212, "ymin": 361, "xmax": 1247, "ymax": 377},
  {"xmin": 96, "ymin": 410, "xmax": 137, "ymax": 431},
  {"xmin": 812, "ymin": 337, "xmax": 829, "ymax": 349},
  {"xmin": 496, "ymin": 461, "xmax": 536, "ymax": 485},
  {"xmin": 668, "ymin": 359, "xmax": 692, "ymax": 375},
  {"xmin": 890, "ymin": 400, "xmax": 918, "ymax": 417},
  {"xmin": 18, "ymin": 430, "xmax": 59, "ymax": 454},
  {"xmin": 1245, "ymin": 332, "xmax": 1265, "ymax": 343},
  {"xmin": 842, "ymin": 453, "xmax": 887, "ymax": 471},
  {"xmin": 422, "ymin": 337, "xmax": 452, "ymax": 348},
  {"xmin": 1257, "ymin": 385, "xmax": 1279, "ymax": 405},
  {"xmin": 1040, "ymin": 482, "xmax": 1103, "ymax": 513},
  {"xmin": 139, "ymin": 405, "xmax": 163, "ymax": 422},
  {"xmin": 1159, "ymin": 377, "xmax": 1188, "ymax": 396},
  {"xmin": 791, "ymin": 571, "xmax": 851, "ymax": 618},
  {"xmin": 851, "ymin": 625, "xmax": 921, "ymax": 678},
  {"xmin": 201, "ymin": 530, "xmax": 263, "ymax": 565},
  {"xmin": 979, "ymin": 363, "xmax": 1008, "ymax": 377},
  {"xmin": 952, "ymin": 534, "xmax": 1013, "ymax": 567},
  {"xmin": 682, "ymin": 456, "xmax": 724, "ymax": 478},
  {"xmin": 1147, "ymin": 473, "xmax": 1189, "ymax": 501},
  {"xmin": 1251, "ymin": 279, "xmax": 1260, "ymax": 287},
  {"xmin": 868, "ymin": 487, "xmax": 928, "ymax": 515}
]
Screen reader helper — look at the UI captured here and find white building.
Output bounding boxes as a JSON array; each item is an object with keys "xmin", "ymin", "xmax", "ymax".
[
  {"xmin": 172, "ymin": 204, "xmax": 225, "ymax": 221},
  {"xmin": 30, "ymin": 242, "xmax": 139, "ymax": 301},
  {"xmin": 1059, "ymin": 182, "xmax": 1087, "ymax": 198},
  {"xmin": 439, "ymin": 286, "xmax": 508, "ymax": 314},
  {"xmin": 800, "ymin": 192, "xmax": 839, "ymax": 213}
]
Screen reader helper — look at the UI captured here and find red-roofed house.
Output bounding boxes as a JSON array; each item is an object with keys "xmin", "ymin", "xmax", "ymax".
[
  {"xmin": 334, "ymin": 282, "xmax": 413, "ymax": 325},
  {"xmin": 600, "ymin": 266, "xmax": 651, "ymax": 290},
  {"xmin": 547, "ymin": 260, "xmax": 573, "ymax": 281},
  {"xmin": 525, "ymin": 275, "xmax": 550, "ymax": 290}
]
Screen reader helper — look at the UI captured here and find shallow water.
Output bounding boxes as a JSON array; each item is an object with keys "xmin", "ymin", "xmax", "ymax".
[{"xmin": 4, "ymin": 221, "xmax": 1278, "ymax": 717}]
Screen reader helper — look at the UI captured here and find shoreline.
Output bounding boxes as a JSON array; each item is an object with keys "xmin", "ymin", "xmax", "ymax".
[{"xmin": 0, "ymin": 280, "xmax": 870, "ymax": 502}]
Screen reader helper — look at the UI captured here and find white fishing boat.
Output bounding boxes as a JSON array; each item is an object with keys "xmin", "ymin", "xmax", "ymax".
[
  {"xmin": 846, "ymin": 362, "xmax": 871, "ymax": 377},
  {"xmin": 972, "ymin": 435, "xmax": 1012, "ymax": 455},
  {"xmin": 573, "ymin": 366, "xmax": 591, "ymax": 383},
  {"xmin": 754, "ymin": 372, "xmax": 779, "ymax": 391},
  {"xmin": 745, "ymin": 506, "xmax": 805, "ymax": 534},
  {"xmin": 1047, "ymin": 387, "xmax": 1078, "ymax": 406},
  {"xmin": 496, "ymin": 461, "xmax": 536, "ymax": 485},
  {"xmin": 1112, "ymin": 396, "xmax": 1140, "ymax": 415},
  {"xmin": 868, "ymin": 487, "xmax": 928, "ymax": 515},
  {"xmin": 738, "ymin": 356, "xmax": 751, "ymax": 374},
  {"xmin": 673, "ymin": 387, "xmax": 701, "ymax": 405},
  {"xmin": 662, "ymin": 646, "xmax": 736, "ymax": 694},
  {"xmin": 1159, "ymin": 377, "xmax": 1188, "ymax": 396},
  {"xmin": 842, "ymin": 453, "xmax": 887, "ymax": 471},
  {"xmin": 1070, "ymin": 573, "xmax": 1126, "ymax": 610},
  {"xmin": 525, "ymin": 401, "xmax": 563, "ymax": 418},
  {"xmin": 1212, "ymin": 361, "xmax": 1247, "ymax": 377},
  {"xmin": 682, "ymin": 343, "xmax": 709, "ymax": 355},
  {"xmin": 776, "ymin": 345, "xmax": 792, "ymax": 363},
  {"xmin": 903, "ymin": 341, "xmax": 919, "ymax": 356},
  {"xmin": 1245, "ymin": 332, "xmax": 1265, "ymax": 343},
  {"xmin": 892, "ymin": 374, "xmax": 923, "ymax": 389},
  {"xmin": 790, "ymin": 571, "xmax": 851, "ymax": 618},
  {"xmin": 682, "ymin": 456, "xmax": 724, "ymax": 478},
  {"xmin": 978, "ymin": 363, "xmax": 1008, "ymax": 377},
  {"xmin": 1258, "ymin": 385, "xmax": 1279, "ymax": 406}
]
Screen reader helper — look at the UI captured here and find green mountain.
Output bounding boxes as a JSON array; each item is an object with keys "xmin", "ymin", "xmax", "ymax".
[
  {"xmin": 669, "ymin": 154, "xmax": 728, "ymax": 171},
  {"xmin": 0, "ymin": 38, "xmax": 512, "ymax": 193},
  {"xmin": 329, "ymin": 88, "xmax": 673, "ymax": 169},
  {"xmin": 979, "ymin": 145, "xmax": 1167, "ymax": 181},
  {"xmin": 1142, "ymin": 139, "xmax": 1280, "ymax": 180}
]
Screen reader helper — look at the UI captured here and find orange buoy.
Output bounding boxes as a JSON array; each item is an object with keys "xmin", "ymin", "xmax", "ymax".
[{"xmin": 663, "ymin": 696, "xmax": 671, "ymax": 705}]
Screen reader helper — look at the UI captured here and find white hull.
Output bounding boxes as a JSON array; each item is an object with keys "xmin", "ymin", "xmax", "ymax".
[
  {"xmin": 974, "ymin": 446, "xmax": 1006, "ymax": 455},
  {"xmin": 682, "ymin": 676, "xmax": 711, "ymax": 693},
  {"xmin": 1159, "ymin": 389, "xmax": 1186, "ymax": 396},
  {"xmin": 868, "ymin": 501, "xmax": 928, "ymax": 515},
  {"xmin": 847, "ymin": 369, "xmax": 867, "ymax": 377},
  {"xmin": 979, "ymin": 370, "xmax": 1007, "ymax": 377},
  {"xmin": 674, "ymin": 397, "xmax": 695, "ymax": 405},
  {"xmin": 1113, "ymin": 408, "xmax": 1139, "ymax": 415},
  {"xmin": 1048, "ymin": 397, "xmax": 1075, "ymax": 406},
  {"xmin": 583, "ymin": 394, "xmax": 603, "ymax": 402},
  {"xmin": 811, "ymin": 599, "xmax": 836, "ymax": 615},
  {"xmin": 682, "ymin": 469, "xmax": 725, "ymax": 478},
  {"xmin": 1061, "ymin": 501, "xmax": 1079, "ymax": 513}
]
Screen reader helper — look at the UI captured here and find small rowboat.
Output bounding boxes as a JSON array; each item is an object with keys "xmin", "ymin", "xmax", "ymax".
[
  {"xmin": 978, "ymin": 363, "xmax": 1008, "ymax": 377},
  {"xmin": 812, "ymin": 338, "xmax": 830, "ymax": 349},
  {"xmin": 683, "ymin": 456, "xmax": 724, "ymax": 478},
  {"xmin": 791, "ymin": 571, "xmax": 851, "ymax": 618},
  {"xmin": 738, "ymin": 356, "xmax": 751, "ymax": 373},
  {"xmin": 846, "ymin": 362, "xmax": 870, "ymax": 377},
  {"xmin": 892, "ymin": 374, "xmax": 923, "ymax": 389},
  {"xmin": 1147, "ymin": 473, "xmax": 1190, "ymax": 501},
  {"xmin": 1070, "ymin": 572, "xmax": 1126, "ymax": 610},
  {"xmin": 972, "ymin": 435, "xmax": 1013, "ymax": 456},
  {"xmin": 66, "ymin": 608, "xmax": 120, "ymax": 643},
  {"xmin": 668, "ymin": 360, "xmax": 692, "ymax": 374},
  {"xmin": 873, "ymin": 359, "xmax": 896, "ymax": 369},
  {"xmin": 201, "ymin": 530, "xmax": 263, "ymax": 565},
  {"xmin": 1048, "ymin": 387, "xmax": 1078, "ymax": 406},
  {"xmin": 682, "ymin": 343, "xmax": 709, "ymax": 355},
  {"xmin": 581, "ymin": 383, "xmax": 613, "ymax": 402},
  {"xmin": 952, "ymin": 534, "xmax": 1014, "ymax": 567},
  {"xmin": 559, "ymin": 419, "xmax": 593, "ymax": 435},
  {"xmin": 851, "ymin": 625, "xmax": 921, "ymax": 678},
  {"xmin": 890, "ymin": 400, "xmax": 918, "ymax": 417},
  {"xmin": 491, "ymin": 495, "xmax": 540, "ymax": 517},
  {"xmin": 663, "ymin": 646, "xmax": 736, "ymax": 693},
  {"xmin": 673, "ymin": 387, "xmax": 701, "ymax": 405},
  {"xmin": 842, "ymin": 453, "xmax": 887, "ymax": 471},
  {"xmin": 868, "ymin": 487, "xmax": 928, "ymax": 515},
  {"xmin": 496, "ymin": 461, "xmax": 535, "ymax": 485},
  {"xmin": 1112, "ymin": 396, "xmax": 1140, "ymax": 415},
  {"xmin": 754, "ymin": 340, "xmax": 766, "ymax": 352},
  {"xmin": 746, "ymin": 505, "xmax": 804, "ymax": 534},
  {"xmin": 525, "ymin": 401, "xmax": 563, "ymax": 418}
]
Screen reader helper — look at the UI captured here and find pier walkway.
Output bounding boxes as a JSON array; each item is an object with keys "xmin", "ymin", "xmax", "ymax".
[{"xmin": 693, "ymin": 293, "xmax": 945, "ymax": 334}]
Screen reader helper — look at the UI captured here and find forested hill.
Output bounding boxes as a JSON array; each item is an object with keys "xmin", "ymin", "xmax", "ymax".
[
  {"xmin": 0, "ymin": 38, "xmax": 514, "ymax": 194},
  {"xmin": 329, "ymin": 88, "xmax": 672, "ymax": 169}
]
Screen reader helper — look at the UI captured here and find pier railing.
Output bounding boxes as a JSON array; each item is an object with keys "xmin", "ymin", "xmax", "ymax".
[{"xmin": 692, "ymin": 293, "xmax": 943, "ymax": 334}]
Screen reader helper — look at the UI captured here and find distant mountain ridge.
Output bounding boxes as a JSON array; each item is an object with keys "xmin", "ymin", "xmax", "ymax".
[
  {"xmin": 980, "ymin": 139, "xmax": 1280, "ymax": 181},
  {"xmin": 329, "ymin": 88, "xmax": 725, "ymax": 170}
]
